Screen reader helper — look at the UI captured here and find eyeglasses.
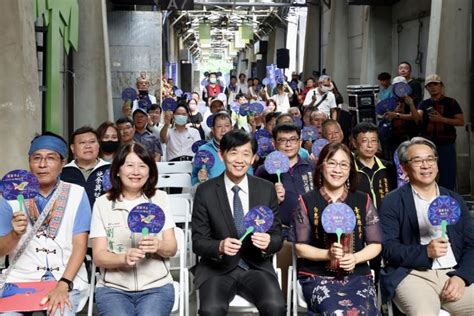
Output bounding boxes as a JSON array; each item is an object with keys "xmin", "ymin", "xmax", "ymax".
[
  {"xmin": 77, "ymin": 140, "xmax": 98, "ymax": 147},
  {"xmin": 360, "ymin": 139, "xmax": 378, "ymax": 146},
  {"xmin": 276, "ymin": 137, "xmax": 300, "ymax": 145},
  {"xmin": 30, "ymin": 155, "xmax": 61, "ymax": 165},
  {"xmin": 325, "ymin": 159, "xmax": 351, "ymax": 171},
  {"xmin": 407, "ymin": 156, "xmax": 437, "ymax": 167}
]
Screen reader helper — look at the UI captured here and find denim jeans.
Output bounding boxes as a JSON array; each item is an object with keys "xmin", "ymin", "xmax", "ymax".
[
  {"xmin": 95, "ymin": 283, "xmax": 175, "ymax": 316},
  {"xmin": 0, "ymin": 289, "xmax": 85, "ymax": 316}
]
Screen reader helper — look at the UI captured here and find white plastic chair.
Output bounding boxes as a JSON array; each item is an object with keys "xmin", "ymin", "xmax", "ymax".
[
  {"xmin": 195, "ymin": 255, "xmax": 281, "ymax": 314},
  {"xmin": 287, "ymin": 243, "xmax": 307, "ymax": 316},
  {"xmin": 88, "ymin": 227, "xmax": 188, "ymax": 316},
  {"xmin": 157, "ymin": 173, "xmax": 192, "ymax": 190},
  {"xmin": 168, "ymin": 196, "xmax": 194, "ymax": 268},
  {"xmin": 157, "ymin": 161, "xmax": 193, "ymax": 174}
]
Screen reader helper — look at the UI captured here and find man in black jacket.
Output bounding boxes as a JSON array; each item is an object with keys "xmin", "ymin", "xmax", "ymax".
[{"xmin": 192, "ymin": 129, "xmax": 285, "ymax": 316}]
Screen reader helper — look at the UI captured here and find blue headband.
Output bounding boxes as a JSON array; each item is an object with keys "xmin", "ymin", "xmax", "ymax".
[{"xmin": 28, "ymin": 135, "xmax": 68, "ymax": 158}]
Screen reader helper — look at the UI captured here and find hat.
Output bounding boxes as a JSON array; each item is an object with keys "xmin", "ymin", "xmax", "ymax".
[
  {"xmin": 132, "ymin": 107, "xmax": 148, "ymax": 117},
  {"xmin": 424, "ymin": 74, "xmax": 442, "ymax": 86},
  {"xmin": 392, "ymin": 76, "xmax": 407, "ymax": 85},
  {"xmin": 136, "ymin": 71, "xmax": 149, "ymax": 83}
]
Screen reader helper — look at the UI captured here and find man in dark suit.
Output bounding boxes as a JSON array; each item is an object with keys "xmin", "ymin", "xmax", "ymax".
[
  {"xmin": 192, "ymin": 129, "xmax": 285, "ymax": 316},
  {"xmin": 379, "ymin": 137, "xmax": 474, "ymax": 315}
]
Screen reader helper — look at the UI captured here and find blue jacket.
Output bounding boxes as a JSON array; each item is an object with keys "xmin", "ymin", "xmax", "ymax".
[
  {"xmin": 255, "ymin": 156, "xmax": 314, "ymax": 226},
  {"xmin": 379, "ymin": 183, "xmax": 474, "ymax": 302},
  {"xmin": 60, "ymin": 159, "xmax": 110, "ymax": 207}
]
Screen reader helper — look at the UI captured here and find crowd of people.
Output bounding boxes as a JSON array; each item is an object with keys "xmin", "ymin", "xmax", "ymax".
[{"xmin": 0, "ymin": 64, "xmax": 473, "ymax": 316}]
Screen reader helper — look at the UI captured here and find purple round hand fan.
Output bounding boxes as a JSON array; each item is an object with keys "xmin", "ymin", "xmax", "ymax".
[
  {"xmin": 312, "ymin": 138, "xmax": 329, "ymax": 158},
  {"xmin": 257, "ymin": 137, "xmax": 275, "ymax": 158},
  {"xmin": 376, "ymin": 98, "xmax": 397, "ymax": 116},
  {"xmin": 1, "ymin": 169, "xmax": 39, "ymax": 201},
  {"xmin": 254, "ymin": 128, "xmax": 272, "ymax": 141},
  {"xmin": 239, "ymin": 103, "xmax": 251, "ymax": 116},
  {"xmin": 162, "ymin": 98, "xmax": 177, "ymax": 112},
  {"xmin": 127, "ymin": 203, "xmax": 166, "ymax": 234},
  {"xmin": 175, "ymin": 89, "xmax": 183, "ymax": 97},
  {"xmin": 393, "ymin": 151, "xmax": 408, "ymax": 188},
  {"xmin": 192, "ymin": 140, "xmax": 208, "ymax": 153},
  {"xmin": 102, "ymin": 169, "xmax": 112, "ymax": 191},
  {"xmin": 321, "ymin": 203, "xmax": 356, "ymax": 243},
  {"xmin": 194, "ymin": 150, "xmax": 215, "ymax": 169},
  {"xmin": 122, "ymin": 87, "xmax": 137, "ymax": 101},
  {"xmin": 393, "ymin": 82, "xmax": 412, "ymax": 98},
  {"xmin": 137, "ymin": 97, "xmax": 151, "ymax": 111},
  {"xmin": 428, "ymin": 195, "xmax": 461, "ymax": 238},
  {"xmin": 206, "ymin": 115, "xmax": 214, "ymax": 128},
  {"xmin": 249, "ymin": 102, "xmax": 264, "ymax": 115},
  {"xmin": 293, "ymin": 117, "xmax": 303, "ymax": 129},
  {"xmin": 264, "ymin": 151, "xmax": 290, "ymax": 183},
  {"xmin": 230, "ymin": 102, "xmax": 240, "ymax": 114},
  {"xmin": 301, "ymin": 126, "xmax": 319, "ymax": 142}
]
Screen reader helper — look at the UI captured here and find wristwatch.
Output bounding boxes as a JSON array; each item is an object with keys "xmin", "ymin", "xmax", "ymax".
[
  {"xmin": 396, "ymin": 113, "xmax": 400, "ymax": 119},
  {"xmin": 59, "ymin": 277, "xmax": 74, "ymax": 292}
]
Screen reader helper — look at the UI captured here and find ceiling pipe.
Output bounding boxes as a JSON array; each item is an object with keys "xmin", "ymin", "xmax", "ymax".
[{"xmin": 194, "ymin": 1, "xmax": 301, "ymax": 7}]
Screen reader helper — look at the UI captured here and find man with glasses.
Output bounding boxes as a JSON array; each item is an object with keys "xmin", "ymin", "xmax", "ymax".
[
  {"xmin": 351, "ymin": 122, "xmax": 396, "ymax": 286},
  {"xmin": 61, "ymin": 126, "xmax": 110, "ymax": 207},
  {"xmin": 255, "ymin": 124, "xmax": 314, "ymax": 293},
  {"xmin": 116, "ymin": 117, "xmax": 135, "ymax": 144},
  {"xmin": 0, "ymin": 132, "xmax": 91, "ymax": 315},
  {"xmin": 352, "ymin": 122, "xmax": 396, "ymax": 210},
  {"xmin": 379, "ymin": 137, "xmax": 474, "ymax": 315}
]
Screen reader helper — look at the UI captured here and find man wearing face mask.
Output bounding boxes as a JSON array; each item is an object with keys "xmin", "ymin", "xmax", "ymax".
[
  {"xmin": 130, "ymin": 72, "xmax": 157, "ymax": 114},
  {"xmin": 160, "ymin": 103, "xmax": 202, "ymax": 162},
  {"xmin": 302, "ymin": 75, "xmax": 338, "ymax": 120}
]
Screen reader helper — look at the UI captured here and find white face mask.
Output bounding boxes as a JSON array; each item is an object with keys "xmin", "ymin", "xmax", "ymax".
[
  {"xmin": 320, "ymin": 85, "xmax": 331, "ymax": 93},
  {"xmin": 174, "ymin": 115, "xmax": 188, "ymax": 125},
  {"xmin": 189, "ymin": 102, "xmax": 197, "ymax": 111},
  {"xmin": 210, "ymin": 78, "xmax": 217, "ymax": 84}
]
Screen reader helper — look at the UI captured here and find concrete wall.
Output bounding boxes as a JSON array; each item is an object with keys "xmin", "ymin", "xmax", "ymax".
[
  {"xmin": 313, "ymin": 0, "xmax": 472, "ymax": 193},
  {"xmin": 0, "ymin": 0, "xmax": 41, "ymax": 175},
  {"xmin": 74, "ymin": 0, "xmax": 112, "ymax": 129},
  {"xmin": 436, "ymin": 0, "xmax": 472, "ymax": 193},
  {"xmin": 107, "ymin": 11, "xmax": 162, "ymax": 120}
]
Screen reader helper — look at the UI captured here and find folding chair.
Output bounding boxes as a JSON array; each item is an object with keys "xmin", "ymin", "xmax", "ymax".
[
  {"xmin": 168, "ymin": 196, "xmax": 194, "ymax": 268},
  {"xmin": 287, "ymin": 243, "xmax": 307, "ymax": 316},
  {"xmin": 157, "ymin": 173, "xmax": 192, "ymax": 191},
  {"xmin": 195, "ymin": 255, "xmax": 282, "ymax": 314},
  {"xmin": 87, "ymin": 227, "xmax": 188, "ymax": 316},
  {"xmin": 157, "ymin": 161, "xmax": 193, "ymax": 175}
]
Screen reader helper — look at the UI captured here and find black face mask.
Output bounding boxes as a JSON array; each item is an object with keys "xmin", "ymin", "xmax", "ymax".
[
  {"xmin": 138, "ymin": 90, "xmax": 149, "ymax": 97},
  {"xmin": 101, "ymin": 141, "xmax": 120, "ymax": 153}
]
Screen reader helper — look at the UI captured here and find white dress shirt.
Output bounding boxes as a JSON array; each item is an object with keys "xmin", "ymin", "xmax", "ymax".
[
  {"xmin": 411, "ymin": 186, "xmax": 457, "ymax": 269},
  {"xmin": 224, "ymin": 173, "xmax": 250, "ymax": 217}
]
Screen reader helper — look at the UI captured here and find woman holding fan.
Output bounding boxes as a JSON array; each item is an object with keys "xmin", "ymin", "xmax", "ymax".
[
  {"xmin": 90, "ymin": 143, "xmax": 176, "ymax": 316},
  {"xmin": 293, "ymin": 142, "xmax": 382, "ymax": 315}
]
